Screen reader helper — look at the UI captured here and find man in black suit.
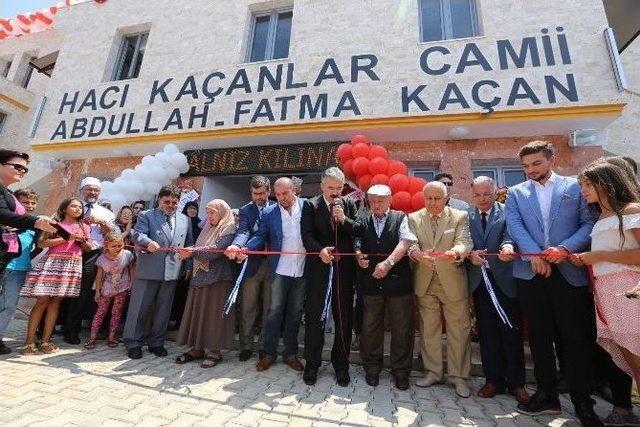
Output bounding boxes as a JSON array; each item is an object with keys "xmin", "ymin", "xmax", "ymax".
[{"xmin": 301, "ymin": 167, "xmax": 361, "ymax": 386}]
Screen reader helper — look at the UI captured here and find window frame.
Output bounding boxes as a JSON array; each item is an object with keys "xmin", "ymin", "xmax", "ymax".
[
  {"xmin": 410, "ymin": 168, "xmax": 437, "ymax": 182},
  {"xmin": 418, "ymin": 0, "xmax": 480, "ymax": 43},
  {"xmin": 21, "ymin": 60, "xmax": 35, "ymax": 89},
  {"xmin": 1, "ymin": 60, "xmax": 12, "ymax": 78},
  {"xmin": 472, "ymin": 166, "xmax": 526, "ymax": 187},
  {"xmin": 246, "ymin": 7, "xmax": 293, "ymax": 63},
  {"xmin": 111, "ymin": 31, "xmax": 149, "ymax": 82}
]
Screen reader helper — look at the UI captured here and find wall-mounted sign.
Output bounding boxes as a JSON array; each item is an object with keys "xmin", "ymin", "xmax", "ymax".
[{"xmin": 183, "ymin": 142, "xmax": 339, "ymax": 176}]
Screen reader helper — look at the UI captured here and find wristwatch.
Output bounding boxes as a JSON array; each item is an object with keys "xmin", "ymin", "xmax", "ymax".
[{"xmin": 384, "ymin": 259, "xmax": 395, "ymax": 267}]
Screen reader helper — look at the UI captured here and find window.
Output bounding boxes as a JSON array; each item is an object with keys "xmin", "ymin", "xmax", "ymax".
[
  {"xmin": 0, "ymin": 112, "xmax": 7, "ymax": 134},
  {"xmin": 1, "ymin": 61, "xmax": 11, "ymax": 78},
  {"xmin": 248, "ymin": 9, "xmax": 293, "ymax": 62},
  {"xmin": 112, "ymin": 32, "xmax": 148, "ymax": 81},
  {"xmin": 419, "ymin": 0, "xmax": 479, "ymax": 42},
  {"xmin": 411, "ymin": 168, "xmax": 436, "ymax": 181},
  {"xmin": 21, "ymin": 60, "xmax": 35, "ymax": 88},
  {"xmin": 472, "ymin": 166, "xmax": 526, "ymax": 187}
]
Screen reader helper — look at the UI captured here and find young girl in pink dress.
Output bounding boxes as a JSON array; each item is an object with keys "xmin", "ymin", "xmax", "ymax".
[
  {"xmin": 85, "ymin": 231, "xmax": 135, "ymax": 349},
  {"xmin": 21, "ymin": 198, "xmax": 92, "ymax": 354},
  {"xmin": 575, "ymin": 161, "xmax": 640, "ymax": 417}
]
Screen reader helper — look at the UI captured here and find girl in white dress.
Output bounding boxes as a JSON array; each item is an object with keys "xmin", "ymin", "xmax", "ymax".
[{"xmin": 575, "ymin": 160, "xmax": 640, "ymax": 400}]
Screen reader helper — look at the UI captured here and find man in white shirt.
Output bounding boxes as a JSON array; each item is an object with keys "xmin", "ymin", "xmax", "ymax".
[
  {"xmin": 64, "ymin": 177, "xmax": 116, "ymax": 345},
  {"xmin": 243, "ymin": 178, "xmax": 306, "ymax": 373}
]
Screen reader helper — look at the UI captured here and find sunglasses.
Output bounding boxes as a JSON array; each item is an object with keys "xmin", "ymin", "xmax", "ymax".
[
  {"xmin": 3, "ymin": 163, "xmax": 29, "ymax": 174},
  {"xmin": 441, "ymin": 181, "xmax": 453, "ymax": 186},
  {"xmin": 161, "ymin": 200, "xmax": 179, "ymax": 206}
]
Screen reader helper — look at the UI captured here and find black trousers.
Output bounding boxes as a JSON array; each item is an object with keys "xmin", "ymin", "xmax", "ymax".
[
  {"xmin": 517, "ymin": 268, "xmax": 594, "ymax": 404},
  {"xmin": 473, "ymin": 278, "xmax": 525, "ymax": 387},
  {"xmin": 360, "ymin": 293, "xmax": 414, "ymax": 378},
  {"xmin": 304, "ymin": 262, "xmax": 354, "ymax": 373},
  {"xmin": 64, "ymin": 249, "xmax": 100, "ymax": 340}
]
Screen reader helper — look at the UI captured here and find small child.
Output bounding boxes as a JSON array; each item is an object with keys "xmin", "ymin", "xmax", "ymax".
[
  {"xmin": 21, "ymin": 198, "xmax": 91, "ymax": 355},
  {"xmin": 85, "ymin": 231, "xmax": 134, "ymax": 349},
  {"xmin": 0, "ymin": 189, "xmax": 40, "ymax": 354}
]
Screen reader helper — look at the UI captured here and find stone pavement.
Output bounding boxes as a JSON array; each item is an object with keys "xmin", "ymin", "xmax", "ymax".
[{"xmin": 0, "ymin": 318, "xmax": 627, "ymax": 427}]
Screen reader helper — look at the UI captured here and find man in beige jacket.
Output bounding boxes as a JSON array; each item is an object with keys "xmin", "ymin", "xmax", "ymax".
[{"xmin": 408, "ymin": 181, "xmax": 473, "ymax": 397}]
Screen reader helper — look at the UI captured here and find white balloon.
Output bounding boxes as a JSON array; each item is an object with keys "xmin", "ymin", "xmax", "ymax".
[
  {"xmin": 135, "ymin": 164, "xmax": 154, "ymax": 181},
  {"xmin": 121, "ymin": 168, "xmax": 136, "ymax": 180},
  {"xmin": 155, "ymin": 152, "xmax": 173, "ymax": 168},
  {"xmin": 141, "ymin": 155, "xmax": 155, "ymax": 166},
  {"xmin": 163, "ymin": 143, "xmax": 180, "ymax": 155},
  {"xmin": 101, "ymin": 181, "xmax": 114, "ymax": 194},
  {"xmin": 167, "ymin": 168, "xmax": 181, "ymax": 179},
  {"xmin": 110, "ymin": 195, "xmax": 126, "ymax": 211},
  {"xmin": 169, "ymin": 153, "xmax": 186, "ymax": 169},
  {"xmin": 178, "ymin": 161, "xmax": 191, "ymax": 174},
  {"xmin": 127, "ymin": 181, "xmax": 145, "ymax": 199}
]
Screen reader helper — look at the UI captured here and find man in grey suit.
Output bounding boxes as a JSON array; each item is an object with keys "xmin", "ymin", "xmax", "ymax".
[
  {"xmin": 466, "ymin": 176, "xmax": 528, "ymax": 404},
  {"xmin": 123, "ymin": 185, "xmax": 194, "ymax": 359}
]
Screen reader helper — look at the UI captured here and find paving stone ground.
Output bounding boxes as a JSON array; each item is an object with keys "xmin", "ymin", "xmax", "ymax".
[{"xmin": 0, "ymin": 318, "xmax": 633, "ymax": 427}]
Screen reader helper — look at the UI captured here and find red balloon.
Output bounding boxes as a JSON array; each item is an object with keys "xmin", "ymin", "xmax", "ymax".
[
  {"xmin": 368, "ymin": 157, "xmax": 389, "ymax": 175},
  {"xmin": 411, "ymin": 191, "xmax": 425, "ymax": 211},
  {"xmin": 342, "ymin": 159, "xmax": 355, "ymax": 179},
  {"xmin": 368, "ymin": 145, "xmax": 388, "ymax": 160},
  {"xmin": 408, "ymin": 176, "xmax": 427, "ymax": 194},
  {"xmin": 358, "ymin": 174, "xmax": 373, "ymax": 191},
  {"xmin": 350, "ymin": 134, "xmax": 370, "ymax": 146},
  {"xmin": 370, "ymin": 174, "xmax": 389, "ymax": 186},
  {"xmin": 391, "ymin": 191, "xmax": 412, "ymax": 212},
  {"xmin": 388, "ymin": 173, "xmax": 409, "ymax": 193},
  {"xmin": 387, "ymin": 160, "xmax": 408, "ymax": 176},
  {"xmin": 337, "ymin": 143, "xmax": 354, "ymax": 162},
  {"xmin": 352, "ymin": 143, "xmax": 370, "ymax": 158},
  {"xmin": 352, "ymin": 157, "xmax": 370, "ymax": 176}
]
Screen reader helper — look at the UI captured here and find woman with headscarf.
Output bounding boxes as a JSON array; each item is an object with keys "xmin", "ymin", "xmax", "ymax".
[
  {"xmin": 175, "ymin": 199, "xmax": 237, "ymax": 368},
  {"xmin": 182, "ymin": 201, "xmax": 202, "ymax": 241}
]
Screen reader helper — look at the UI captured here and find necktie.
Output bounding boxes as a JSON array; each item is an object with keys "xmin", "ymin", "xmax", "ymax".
[
  {"xmin": 430, "ymin": 216, "xmax": 438, "ymax": 237},
  {"xmin": 166, "ymin": 214, "xmax": 173, "ymax": 231},
  {"xmin": 481, "ymin": 212, "xmax": 487, "ymax": 232},
  {"xmin": 85, "ymin": 202, "xmax": 93, "ymax": 215}
]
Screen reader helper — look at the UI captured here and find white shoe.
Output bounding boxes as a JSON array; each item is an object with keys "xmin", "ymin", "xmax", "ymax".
[
  {"xmin": 415, "ymin": 372, "xmax": 443, "ymax": 388},
  {"xmin": 450, "ymin": 378, "xmax": 471, "ymax": 398}
]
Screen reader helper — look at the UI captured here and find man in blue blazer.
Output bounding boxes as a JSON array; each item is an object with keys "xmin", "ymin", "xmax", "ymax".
[
  {"xmin": 123, "ymin": 185, "xmax": 193, "ymax": 360},
  {"xmin": 225, "ymin": 176, "xmax": 274, "ymax": 361},
  {"xmin": 505, "ymin": 141, "xmax": 599, "ymax": 427},
  {"xmin": 466, "ymin": 176, "xmax": 527, "ymax": 404},
  {"xmin": 242, "ymin": 177, "xmax": 306, "ymax": 373}
]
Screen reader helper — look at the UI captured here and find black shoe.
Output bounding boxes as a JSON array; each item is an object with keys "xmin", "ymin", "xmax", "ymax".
[
  {"xmin": 394, "ymin": 375, "xmax": 409, "ymax": 391},
  {"xmin": 336, "ymin": 370, "xmax": 350, "ymax": 387},
  {"xmin": 64, "ymin": 336, "xmax": 81, "ymax": 345},
  {"xmin": 365, "ymin": 373, "xmax": 379, "ymax": 387},
  {"xmin": 575, "ymin": 401, "xmax": 604, "ymax": 427},
  {"xmin": 128, "ymin": 347, "xmax": 143, "ymax": 359},
  {"xmin": 239, "ymin": 349, "xmax": 253, "ymax": 361},
  {"xmin": 0, "ymin": 340, "xmax": 11, "ymax": 355},
  {"xmin": 517, "ymin": 390, "xmax": 562, "ymax": 416},
  {"xmin": 303, "ymin": 368, "xmax": 318, "ymax": 385},
  {"xmin": 148, "ymin": 346, "xmax": 168, "ymax": 357}
]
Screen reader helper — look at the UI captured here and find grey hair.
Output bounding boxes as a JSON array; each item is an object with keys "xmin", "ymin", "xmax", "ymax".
[
  {"xmin": 321, "ymin": 167, "xmax": 345, "ymax": 183},
  {"xmin": 423, "ymin": 181, "xmax": 447, "ymax": 196},
  {"xmin": 471, "ymin": 176, "xmax": 497, "ymax": 191},
  {"xmin": 274, "ymin": 177, "xmax": 294, "ymax": 189}
]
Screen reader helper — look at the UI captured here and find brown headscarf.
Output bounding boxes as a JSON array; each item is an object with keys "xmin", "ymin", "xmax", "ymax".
[{"xmin": 193, "ymin": 199, "xmax": 236, "ymax": 275}]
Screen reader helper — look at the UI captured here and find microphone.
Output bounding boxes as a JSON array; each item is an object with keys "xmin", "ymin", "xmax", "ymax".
[{"xmin": 328, "ymin": 196, "xmax": 342, "ymax": 208}]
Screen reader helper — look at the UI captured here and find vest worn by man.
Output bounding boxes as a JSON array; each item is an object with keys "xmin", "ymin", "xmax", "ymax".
[{"xmin": 360, "ymin": 210, "xmax": 412, "ymax": 297}]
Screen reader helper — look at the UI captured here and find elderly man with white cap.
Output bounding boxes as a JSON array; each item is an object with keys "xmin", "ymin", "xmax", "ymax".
[
  {"xmin": 63, "ymin": 176, "xmax": 116, "ymax": 345},
  {"xmin": 354, "ymin": 184, "xmax": 417, "ymax": 390}
]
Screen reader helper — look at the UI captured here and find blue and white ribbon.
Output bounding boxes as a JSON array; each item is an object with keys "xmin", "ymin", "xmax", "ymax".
[
  {"xmin": 223, "ymin": 259, "xmax": 248, "ymax": 316},
  {"xmin": 320, "ymin": 264, "xmax": 334, "ymax": 322},
  {"xmin": 480, "ymin": 261, "xmax": 514, "ymax": 329}
]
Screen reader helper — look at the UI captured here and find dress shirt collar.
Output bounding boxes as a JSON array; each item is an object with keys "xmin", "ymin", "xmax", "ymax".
[
  {"xmin": 531, "ymin": 171, "xmax": 558, "ymax": 188},
  {"xmin": 372, "ymin": 209, "xmax": 390, "ymax": 221}
]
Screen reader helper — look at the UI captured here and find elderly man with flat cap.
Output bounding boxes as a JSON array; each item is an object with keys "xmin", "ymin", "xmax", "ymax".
[
  {"xmin": 354, "ymin": 185, "xmax": 416, "ymax": 390},
  {"xmin": 63, "ymin": 177, "xmax": 116, "ymax": 345}
]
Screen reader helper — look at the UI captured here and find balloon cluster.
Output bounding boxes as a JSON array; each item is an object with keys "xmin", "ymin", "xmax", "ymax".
[
  {"xmin": 338, "ymin": 135, "xmax": 426, "ymax": 213},
  {"xmin": 100, "ymin": 144, "xmax": 190, "ymax": 211}
]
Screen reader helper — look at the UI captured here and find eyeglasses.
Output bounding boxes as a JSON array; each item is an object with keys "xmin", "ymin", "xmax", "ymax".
[
  {"xmin": 3, "ymin": 163, "xmax": 29, "ymax": 174},
  {"xmin": 441, "ymin": 181, "xmax": 453, "ymax": 187},
  {"xmin": 161, "ymin": 200, "xmax": 179, "ymax": 206}
]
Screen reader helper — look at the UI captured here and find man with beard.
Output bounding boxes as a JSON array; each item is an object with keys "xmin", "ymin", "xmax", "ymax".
[
  {"xmin": 63, "ymin": 177, "xmax": 116, "ymax": 345},
  {"xmin": 301, "ymin": 167, "xmax": 361, "ymax": 386},
  {"xmin": 505, "ymin": 141, "xmax": 599, "ymax": 426}
]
